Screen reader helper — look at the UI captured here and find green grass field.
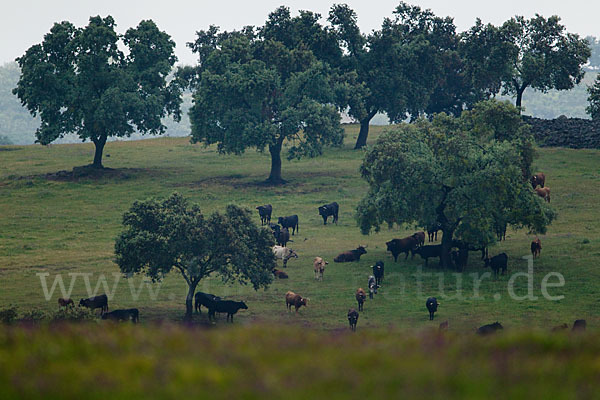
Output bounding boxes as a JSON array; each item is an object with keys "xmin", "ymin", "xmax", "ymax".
[{"xmin": 1, "ymin": 125, "xmax": 599, "ymax": 330}]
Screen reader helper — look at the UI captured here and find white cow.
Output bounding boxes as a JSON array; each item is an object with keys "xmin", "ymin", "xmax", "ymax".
[
  {"xmin": 272, "ymin": 245, "xmax": 298, "ymax": 268},
  {"xmin": 313, "ymin": 257, "xmax": 328, "ymax": 281}
]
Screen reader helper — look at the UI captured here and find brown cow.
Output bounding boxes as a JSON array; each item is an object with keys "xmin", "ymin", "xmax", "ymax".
[
  {"xmin": 355, "ymin": 288, "xmax": 367, "ymax": 312},
  {"xmin": 531, "ymin": 237, "xmax": 542, "ymax": 259},
  {"xmin": 285, "ymin": 291, "xmax": 307, "ymax": 313},
  {"xmin": 313, "ymin": 257, "xmax": 328, "ymax": 281},
  {"xmin": 535, "ymin": 187, "xmax": 551, "ymax": 202},
  {"xmin": 531, "ymin": 172, "xmax": 546, "ymax": 189},
  {"xmin": 386, "ymin": 237, "xmax": 419, "ymax": 262},
  {"xmin": 272, "ymin": 268, "xmax": 289, "ymax": 279},
  {"xmin": 412, "ymin": 231, "xmax": 425, "ymax": 247},
  {"xmin": 58, "ymin": 298, "xmax": 74, "ymax": 308}
]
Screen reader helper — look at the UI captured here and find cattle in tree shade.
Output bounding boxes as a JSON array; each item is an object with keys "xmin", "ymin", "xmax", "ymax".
[
  {"xmin": 256, "ymin": 204, "xmax": 272, "ymax": 225},
  {"xmin": 412, "ymin": 231, "xmax": 425, "ymax": 246},
  {"xmin": 195, "ymin": 292, "xmax": 221, "ymax": 313},
  {"xmin": 427, "ymin": 223, "xmax": 441, "ymax": 242},
  {"xmin": 535, "ymin": 187, "xmax": 551, "ymax": 202},
  {"xmin": 386, "ymin": 237, "xmax": 418, "ymax": 262},
  {"xmin": 531, "ymin": 172, "xmax": 546, "ymax": 188},
  {"xmin": 272, "ymin": 268, "xmax": 288, "ymax": 279},
  {"xmin": 208, "ymin": 300, "xmax": 248, "ymax": 323},
  {"xmin": 484, "ymin": 253, "xmax": 508, "ymax": 278},
  {"xmin": 79, "ymin": 294, "xmax": 108, "ymax": 314},
  {"xmin": 347, "ymin": 308, "xmax": 359, "ymax": 331},
  {"xmin": 531, "ymin": 237, "xmax": 542, "ymax": 259},
  {"xmin": 426, "ymin": 297, "xmax": 439, "ymax": 320},
  {"xmin": 334, "ymin": 246, "xmax": 367, "ymax": 262},
  {"xmin": 412, "ymin": 245, "xmax": 442, "ymax": 267},
  {"xmin": 318, "ymin": 202, "xmax": 339, "ymax": 225},
  {"xmin": 278, "ymin": 215, "xmax": 299, "ymax": 235}
]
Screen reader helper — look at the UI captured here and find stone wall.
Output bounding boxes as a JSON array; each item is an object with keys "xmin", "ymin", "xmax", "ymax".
[{"xmin": 523, "ymin": 115, "xmax": 600, "ymax": 149}]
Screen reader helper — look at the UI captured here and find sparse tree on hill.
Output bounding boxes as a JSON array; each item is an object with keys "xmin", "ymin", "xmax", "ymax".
[
  {"xmin": 357, "ymin": 100, "xmax": 555, "ymax": 269},
  {"xmin": 500, "ymin": 15, "xmax": 590, "ymax": 110},
  {"xmin": 586, "ymin": 74, "xmax": 600, "ymax": 120},
  {"xmin": 115, "ymin": 193, "xmax": 275, "ymax": 319},
  {"xmin": 183, "ymin": 8, "xmax": 350, "ymax": 184},
  {"xmin": 13, "ymin": 16, "xmax": 182, "ymax": 168}
]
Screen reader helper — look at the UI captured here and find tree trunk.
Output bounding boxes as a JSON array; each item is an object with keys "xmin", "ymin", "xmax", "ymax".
[
  {"xmin": 440, "ymin": 228, "xmax": 455, "ymax": 269},
  {"xmin": 354, "ymin": 110, "xmax": 377, "ymax": 150},
  {"xmin": 184, "ymin": 280, "xmax": 199, "ymax": 320},
  {"xmin": 266, "ymin": 138, "xmax": 285, "ymax": 185},
  {"xmin": 515, "ymin": 90, "xmax": 524, "ymax": 110},
  {"xmin": 92, "ymin": 135, "xmax": 107, "ymax": 168}
]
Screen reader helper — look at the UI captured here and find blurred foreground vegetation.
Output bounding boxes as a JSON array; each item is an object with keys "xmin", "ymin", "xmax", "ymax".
[{"xmin": 0, "ymin": 323, "xmax": 598, "ymax": 399}]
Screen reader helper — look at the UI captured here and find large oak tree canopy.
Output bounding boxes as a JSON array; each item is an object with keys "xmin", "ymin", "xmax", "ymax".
[
  {"xmin": 357, "ymin": 100, "xmax": 555, "ymax": 269},
  {"xmin": 184, "ymin": 8, "xmax": 350, "ymax": 184},
  {"xmin": 115, "ymin": 193, "xmax": 275, "ymax": 318},
  {"xmin": 13, "ymin": 16, "xmax": 183, "ymax": 167}
]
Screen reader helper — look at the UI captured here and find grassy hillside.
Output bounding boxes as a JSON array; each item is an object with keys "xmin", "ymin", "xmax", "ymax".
[
  {"xmin": 1, "ymin": 324, "xmax": 599, "ymax": 399},
  {"xmin": 0, "ymin": 125, "xmax": 599, "ymax": 331}
]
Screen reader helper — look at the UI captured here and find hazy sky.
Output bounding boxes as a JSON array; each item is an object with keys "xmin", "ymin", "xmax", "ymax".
[{"xmin": 2, "ymin": 0, "xmax": 599, "ymax": 66}]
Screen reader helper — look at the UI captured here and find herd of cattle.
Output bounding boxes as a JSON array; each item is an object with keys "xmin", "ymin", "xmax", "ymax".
[{"xmin": 56, "ymin": 173, "xmax": 584, "ymax": 332}]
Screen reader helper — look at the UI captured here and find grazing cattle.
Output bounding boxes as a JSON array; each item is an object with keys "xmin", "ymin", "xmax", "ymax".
[
  {"xmin": 551, "ymin": 323, "xmax": 569, "ymax": 332},
  {"xmin": 535, "ymin": 187, "xmax": 551, "ymax": 203},
  {"xmin": 272, "ymin": 268, "xmax": 289, "ymax": 279},
  {"xmin": 277, "ymin": 227, "xmax": 291, "ymax": 247},
  {"xmin": 285, "ymin": 291, "xmax": 307, "ymax": 313},
  {"xmin": 278, "ymin": 215, "xmax": 299, "ymax": 235},
  {"xmin": 79, "ymin": 294, "xmax": 108, "ymax": 314},
  {"xmin": 372, "ymin": 261, "xmax": 384, "ymax": 286},
  {"xmin": 101, "ymin": 308, "xmax": 139, "ymax": 323},
  {"xmin": 484, "ymin": 253, "xmax": 508, "ymax": 278},
  {"xmin": 495, "ymin": 221, "xmax": 507, "ymax": 241},
  {"xmin": 347, "ymin": 308, "xmax": 359, "ymax": 331},
  {"xmin": 477, "ymin": 322, "xmax": 503, "ymax": 335},
  {"xmin": 531, "ymin": 237, "xmax": 542, "ymax": 259},
  {"xmin": 572, "ymin": 319, "xmax": 587, "ymax": 332},
  {"xmin": 412, "ymin": 245, "xmax": 442, "ymax": 267},
  {"xmin": 334, "ymin": 246, "xmax": 367, "ymax": 263},
  {"xmin": 58, "ymin": 298, "xmax": 74, "ymax": 308},
  {"xmin": 439, "ymin": 320, "xmax": 449, "ymax": 331},
  {"xmin": 355, "ymin": 288, "xmax": 366, "ymax": 311},
  {"xmin": 427, "ymin": 223, "xmax": 441, "ymax": 242},
  {"xmin": 453, "ymin": 240, "xmax": 488, "ymax": 261},
  {"xmin": 195, "ymin": 292, "xmax": 221, "ymax": 313},
  {"xmin": 531, "ymin": 172, "xmax": 546, "ymax": 189},
  {"xmin": 318, "ymin": 202, "xmax": 339, "ymax": 225},
  {"xmin": 208, "ymin": 300, "xmax": 248, "ymax": 322},
  {"xmin": 412, "ymin": 231, "xmax": 425, "ymax": 247},
  {"xmin": 272, "ymin": 245, "xmax": 298, "ymax": 268},
  {"xmin": 368, "ymin": 275, "xmax": 378, "ymax": 299},
  {"xmin": 313, "ymin": 257, "xmax": 328, "ymax": 281},
  {"xmin": 256, "ymin": 204, "xmax": 272, "ymax": 225},
  {"xmin": 426, "ymin": 297, "xmax": 439, "ymax": 320},
  {"xmin": 451, "ymin": 249, "xmax": 468, "ymax": 270},
  {"xmin": 268, "ymin": 223, "xmax": 281, "ymax": 238},
  {"xmin": 386, "ymin": 237, "xmax": 418, "ymax": 262}
]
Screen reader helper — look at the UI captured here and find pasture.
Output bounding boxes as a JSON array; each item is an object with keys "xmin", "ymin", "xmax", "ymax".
[{"xmin": 1, "ymin": 124, "xmax": 599, "ymax": 330}]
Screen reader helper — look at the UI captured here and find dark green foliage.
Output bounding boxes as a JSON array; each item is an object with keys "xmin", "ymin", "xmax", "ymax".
[
  {"xmin": 184, "ymin": 8, "xmax": 346, "ymax": 183},
  {"xmin": 0, "ymin": 306, "xmax": 18, "ymax": 324},
  {"xmin": 357, "ymin": 100, "xmax": 555, "ymax": 268},
  {"xmin": 501, "ymin": 15, "xmax": 591, "ymax": 109},
  {"xmin": 115, "ymin": 193, "xmax": 275, "ymax": 318},
  {"xmin": 13, "ymin": 16, "xmax": 182, "ymax": 167},
  {"xmin": 586, "ymin": 73, "xmax": 600, "ymax": 120}
]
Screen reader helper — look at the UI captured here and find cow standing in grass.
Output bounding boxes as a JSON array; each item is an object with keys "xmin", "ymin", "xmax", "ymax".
[
  {"xmin": 355, "ymin": 288, "xmax": 366, "ymax": 311},
  {"xmin": 256, "ymin": 204, "xmax": 272, "ymax": 225},
  {"xmin": 285, "ymin": 291, "xmax": 307, "ymax": 313},
  {"xmin": 484, "ymin": 253, "xmax": 508, "ymax": 278},
  {"xmin": 313, "ymin": 257, "xmax": 328, "ymax": 281},
  {"xmin": 531, "ymin": 238, "xmax": 541, "ymax": 259},
  {"xmin": 272, "ymin": 246, "xmax": 298, "ymax": 268},
  {"xmin": 278, "ymin": 215, "xmax": 299, "ymax": 235},
  {"xmin": 347, "ymin": 308, "xmax": 359, "ymax": 331},
  {"xmin": 426, "ymin": 297, "xmax": 439, "ymax": 320},
  {"xmin": 372, "ymin": 261, "xmax": 384, "ymax": 286},
  {"xmin": 318, "ymin": 202, "xmax": 339, "ymax": 225},
  {"xmin": 79, "ymin": 294, "xmax": 108, "ymax": 314}
]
